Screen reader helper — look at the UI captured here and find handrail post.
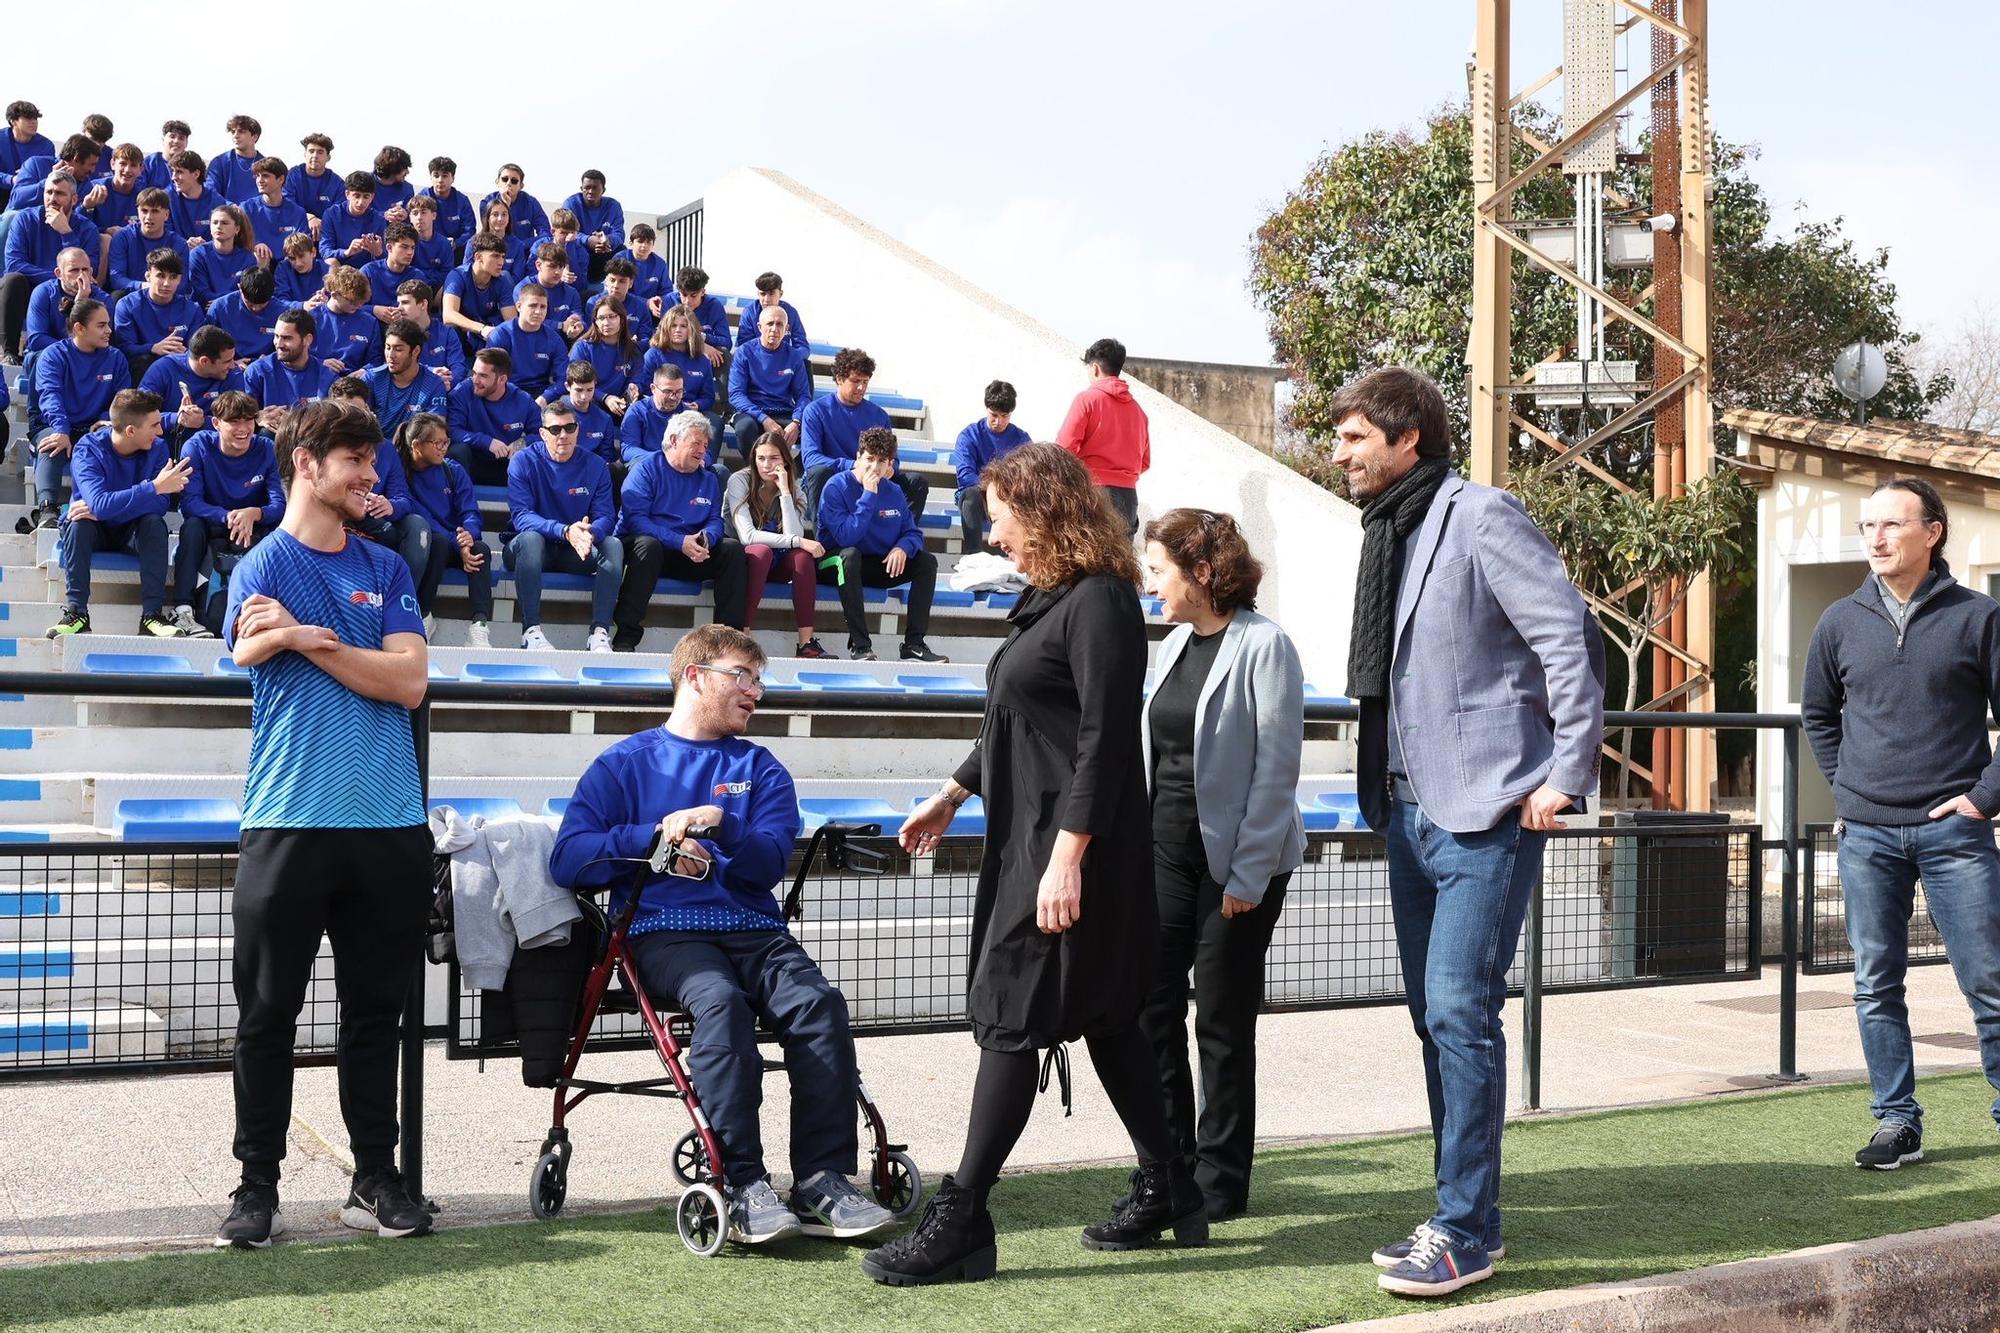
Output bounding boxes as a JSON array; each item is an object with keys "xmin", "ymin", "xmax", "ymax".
[
  {"xmin": 401, "ymin": 700, "xmax": 432, "ymax": 1197},
  {"xmin": 1776, "ymin": 723, "xmax": 1805, "ymax": 1082},
  {"xmin": 1523, "ymin": 870, "xmax": 1544, "ymax": 1111}
]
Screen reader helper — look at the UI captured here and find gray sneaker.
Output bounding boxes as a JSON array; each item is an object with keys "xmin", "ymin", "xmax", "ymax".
[
  {"xmin": 790, "ymin": 1169, "xmax": 896, "ymax": 1239},
  {"xmin": 726, "ymin": 1176, "xmax": 804, "ymax": 1244}
]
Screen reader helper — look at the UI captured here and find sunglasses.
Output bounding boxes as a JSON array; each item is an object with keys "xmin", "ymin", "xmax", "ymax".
[
  {"xmin": 499, "ymin": 176, "xmax": 522, "ymax": 185},
  {"xmin": 542, "ymin": 421, "xmax": 579, "ymax": 435}
]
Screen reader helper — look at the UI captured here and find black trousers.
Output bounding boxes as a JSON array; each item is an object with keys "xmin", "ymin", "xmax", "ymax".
[
  {"xmin": 613, "ymin": 532, "xmax": 747, "ymax": 646},
  {"xmin": 0, "ymin": 272, "xmax": 34, "ymax": 358},
  {"xmin": 231, "ymin": 824, "xmax": 431, "ymax": 1184},
  {"xmin": 1135, "ymin": 834, "xmax": 1290, "ymax": 1210},
  {"xmin": 830, "ymin": 547, "xmax": 935, "ymax": 650},
  {"xmin": 1103, "ymin": 485, "xmax": 1139, "ymax": 536}
]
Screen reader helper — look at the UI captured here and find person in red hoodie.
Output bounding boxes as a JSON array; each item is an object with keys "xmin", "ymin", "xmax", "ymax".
[{"xmin": 1057, "ymin": 337, "xmax": 1151, "ymax": 534}]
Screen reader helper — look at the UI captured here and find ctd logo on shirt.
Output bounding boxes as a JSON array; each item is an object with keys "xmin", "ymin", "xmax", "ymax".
[
  {"xmin": 349, "ymin": 590, "xmax": 384, "ymax": 608},
  {"xmin": 566, "ymin": 486, "xmax": 591, "ymax": 497},
  {"xmin": 712, "ymin": 780, "xmax": 753, "ymax": 797}
]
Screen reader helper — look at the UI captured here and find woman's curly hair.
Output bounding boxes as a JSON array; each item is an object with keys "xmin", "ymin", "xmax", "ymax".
[
  {"xmin": 1142, "ymin": 508, "xmax": 1263, "ymax": 613},
  {"xmin": 981, "ymin": 443, "xmax": 1141, "ymax": 588}
]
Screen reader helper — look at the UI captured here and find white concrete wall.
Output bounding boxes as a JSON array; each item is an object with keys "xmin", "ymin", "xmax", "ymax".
[{"xmin": 698, "ymin": 168, "xmax": 1362, "ymax": 690}]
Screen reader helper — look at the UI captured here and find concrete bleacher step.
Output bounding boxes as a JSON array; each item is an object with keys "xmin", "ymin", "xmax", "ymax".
[{"xmin": 0, "ymin": 1004, "xmax": 166, "ymax": 1064}]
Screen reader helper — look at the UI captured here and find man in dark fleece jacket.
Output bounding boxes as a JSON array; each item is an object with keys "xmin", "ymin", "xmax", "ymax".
[{"xmin": 1801, "ymin": 476, "xmax": 2000, "ymax": 1172}]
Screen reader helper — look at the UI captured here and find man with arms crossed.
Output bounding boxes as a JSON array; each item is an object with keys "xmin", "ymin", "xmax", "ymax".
[
  {"xmin": 1802, "ymin": 477, "xmax": 2000, "ymax": 1171},
  {"xmin": 216, "ymin": 399, "xmax": 434, "ymax": 1248}
]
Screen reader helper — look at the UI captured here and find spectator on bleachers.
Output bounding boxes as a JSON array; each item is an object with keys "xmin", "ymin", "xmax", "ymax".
[
  {"xmin": 1058, "ymin": 337, "xmax": 1150, "ymax": 536},
  {"xmin": 359, "ymin": 223, "xmax": 423, "ymax": 324},
  {"xmin": 406, "ymin": 195, "xmax": 455, "ymax": 293},
  {"xmin": 671, "ymin": 266, "xmax": 732, "ymax": 364},
  {"xmin": 272, "ymin": 232, "xmax": 327, "ymax": 307},
  {"xmin": 519, "ymin": 243, "xmax": 584, "ymax": 340},
  {"xmin": 319, "ymin": 171, "xmax": 385, "ymax": 266},
  {"xmin": 81, "ymin": 112, "xmax": 114, "ymax": 146},
  {"xmin": 395, "ymin": 411, "xmax": 492, "ymax": 645},
  {"xmin": 490, "ymin": 285, "xmax": 566, "ymax": 399},
  {"xmin": 171, "ymin": 389, "xmax": 283, "ymax": 636},
  {"xmin": 617, "ymin": 223, "xmax": 671, "ymax": 315},
  {"xmin": 568, "ymin": 297, "xmax": 641, "ymax": 415},
  {"xmin": 447, "ymin": 346, "xmax": 539, "ymax": 487},
  {"xmin": 0, "ymin": 101, "xmax": 53, "ymax": 190},
  {"xmin": 952, "ymin": 380, "xmax": 1031, "ymax": 554},
  {"xmin": 107, "ymin": 188, "xmax": 183, "ymax": 297},
  {"xmin": 482, "ymin": 163, "xmax": 549, "ymax": 244},
  {"xmin": 815, "ymin": 429, "xmax": 947, "ymax": 663},
  {"xmin": 419, "ymin": 156, "xmax": 477, "ymax": 259},
  {"xmin": 551, "ymin": 622, "xmax": 898, "ymax": 1246},
  {"xmin": 166, "ymin": 151, "xmax": 224, "ymax": 245},
  {"xmin": 800, "ymin": 347, "xmax": 927, "ymax": 521},
  {"xmin": 363, "ymin": 319, "xmax": 450, "ymax": 434},
  {"xmin": 5, "ymin": 133, "xmax": 101, "ymax": 211},
  {"xmin": 536, "ymin": 208, "xmax": 590, "ymax": 291},
  {"xmin": 729, "ymin": 305, "xmax": 811, "ymax": 455},
  {"xmin": 217, "ymin": 397, "xmax": 433, "ymax": 1250},
  {"xmin": 562, "ymin": 360, "xmax": 618, "ymax": 471},
  {"xmin": 141, "ymin": 120, "xmax": 191, "ymax": 192},
  {"xmin": 29, "ymin": 297, "xmax": 130, "ymax": 525},
  {"xmin": 372, "ymin": 146, "xmax": 415, "ymax": 224},
  {"xmin": 2, "ymin": 170, "xmax": 101, "ymax": 361},
  {"xmin": 244, "ymin": 308, "xmax": 336, "ymax": 427},
  {"xmin": 205, "ymin": 116, "xmax": 263, "ymax": 205},
  {"xmin": 26, "ymin": 245, "xmax": 108, "ymax": 358},
  {"xmin": 209, "ymin": 265, "xmax": 284, "ymax": 367},
  {"xmin": 394, "ymin": 280, "xmax": 464, "ymax": 388},
  {"xmin": 613, "ymin": 411, "xmax": 748, "ymax": 649},
  {"xmin": 48, "ymin": 387, "xmax": 189, "ymax": 640},
  {"xmin": 440, "ymin": 233, "xmax": 515, "ymax": 350},
  {"xmin": 643, "ymin": 304, "xmax": 721, "ymax": 428},
  {"xmin": 480, "ymin": 197, "xmax": 534, "ymax": 284},
  {"xmin": 734, "ymin": 271, "xmax": 808, "ymax": 353},
  {"xmin": 598, "ymin": 256, "xmax": 655, "ymax": 343},
  {"xmin": 242, "ymin": 158, "xmax": 311, "ymax": 259},
  {"xmin": 314, "ymin": 266, "xmax": 382, "ymax": 373},
  {"xmin": 327, "ymin": 375, "xmax": 428, "ymax": 584},
  {"xmin": 187, "ymin": 204, "xmax": 261, "ymax": 307},
  {"xmin": 85, "ymin": 142, "xmax": 145, "ymax": 242},
  {"xmin": 728, "ymin": 430, "xmax": 832, "ymax": 659},
  {"xmin": 564, "ymin": 170, "xmax": 623, "ymax": 282},
  {"xmin": 286, "ymin": 133, "xmax": 340, "ymax": 224},
  {"xmin": 621, "ymin": 363, "xmax": 698, "ymax": 469},
  {"xmin": 508, "ymin": 397, "xmax": 621, "ymax": 654},
  {"xmin": 138, "ymin": 325, "xmax": 245, "ymax": 440}
]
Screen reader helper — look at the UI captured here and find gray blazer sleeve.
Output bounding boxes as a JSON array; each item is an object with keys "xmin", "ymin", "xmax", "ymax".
[
  {"xmin": 1472, "ymin": 493, "xmax": 1604, "ymax": 799},
  {"xmin": 1221, "ymin": 626, "xmax": 1305, "ymax": 904}
]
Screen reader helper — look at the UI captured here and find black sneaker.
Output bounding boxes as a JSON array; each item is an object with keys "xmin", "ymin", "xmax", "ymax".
[
  {"xmin": 45, "ymin": 607, "xmax": 89, "ymax": 639},
  {"xmin": 138, "ymin": 613, "xmax": 189, "ymax": 639},
  {"xmin": 215, "ymin": 1181, "xmax": 285, "ymax": 1249},
  {"xmin": 1854, "ymin": 1123, "xmax": 1923, "ymax": 1170},
  {"xmin": 340, "ymin": 1167, "xmax": 434, "ymax": 1237},
  {"xmin": 848, "ymin": 642, "xmax": 878, "ymax": 661},
  {"xmin": 796, "ymin": 637, "xmax": 832, "ymax": 659},
  {"xmin": 35, "ymin": 505, "xmax": 58, "ymax": 531},
  {"xmin": 900, "ymin": 640, "xmax": 949, "ymax": 663}
]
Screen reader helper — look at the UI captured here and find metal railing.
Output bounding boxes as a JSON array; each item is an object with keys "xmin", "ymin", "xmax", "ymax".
[
  {"xmin": 654, "ymin": 199, "xmax": 703, "ymax": 280},
  {"xmin": 1799, "ymin": 822, "xmax": 1953, "ymax": 975}
]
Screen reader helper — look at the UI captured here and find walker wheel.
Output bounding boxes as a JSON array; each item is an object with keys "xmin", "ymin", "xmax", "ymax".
[
  {"xmin": 676, "ymin": 1182, "xmax": 728, "ymax": 1257},
  {"xmin": 671, "ymin": 1128, "xmax": 708, "ymax": 1186},
  {"xmin": 529, "ymin": 1150, "xmax": 568, "ymax": 1219},
  {"xmin": 875, "ymin": 1150, "xmax": 923, "ymax": 1218}
]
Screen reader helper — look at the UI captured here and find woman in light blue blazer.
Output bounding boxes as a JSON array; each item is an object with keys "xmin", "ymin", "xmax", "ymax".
[{"xmin": 1134, "ymin": 508, "xmax": 1306, "ymax": 1222}]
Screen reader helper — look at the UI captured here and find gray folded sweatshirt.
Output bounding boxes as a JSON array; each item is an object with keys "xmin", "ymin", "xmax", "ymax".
[{"xmin": 430, "ymin": 808, "xmax": 581, "ymax": 990}]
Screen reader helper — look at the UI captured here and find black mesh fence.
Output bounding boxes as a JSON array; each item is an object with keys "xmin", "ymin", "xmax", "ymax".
[{"xmin": 1800, "ymin": 822, "xmax": 1952, "ymax": 974}]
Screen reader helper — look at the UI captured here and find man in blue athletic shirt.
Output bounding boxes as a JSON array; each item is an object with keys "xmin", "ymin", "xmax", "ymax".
[
  {"xmin": 141, "ymin": 120, "xmax": 191, "ymax": 193},
  {"xmin": 672, "ymin": 266, "xmax": 733, "ymax": 367},
  {"xmin": 207, "ymin": 116, "xmax": 264, "ymax": 205},
  {"xmin": 0, "ymin": 101, "xmax": 54, "ymax": 191},
  {"xmin": 108, "ymin": 189, "xmax": 185, "ymax": 297},
  {"xmin": 215, "ymin": 397, "xmax": 433, "ymax": 1249},
  {"xmin": 114, "ymin": 249, "xmax": 206, "ymax": 378},
  {"xmin": 243, "ymin": 158, "xmax": 312, "ymax": 258},
  {"xmin": 285, "ymin": 133, "xmax": 341, "ymax": 225},
  {"xmin": 734, "ymin": 272, "xmax": 809, "ymax": 354},
  {"xmin": 447, "ymin": 346, "xmax": 539, "ymax": 486},
  {"xmin": 23, "ymin": 246, "xmax": 108, "ymax": 358},
  {"xmin": 816, "ymin": 429, "xmax": 947, "ymax": 664},
  {"xmin": 138, "ymin": 325, "xmax": 245, "ymax": 446},
  {"xmin": 320, "ymin": 172, "xmax": 386, "ymax": 267},
  {"xmin": 488, "ymin": 285, "xmax": 566, "ymax": 399},
  {"xmin": 482, "ymin": 164, "xmax": 549, "ymax": 244},
  {"xmin": 5, "ymin": 134, "xmax": 101, "ymax": 212},
  {"xmin": 363, "ymin": 320, "xmax": 449, "ymax": 435},
  {"xmin": 2, "ymin": 171, "xmax": 102, "ymax": 361},
  {"xmin": 166, "ymin": 152, "xmax": 224, "ymax": 245},
  {"xmin": 518, "ymin": 244, "xmax": 584, "ymax": 341},
  {"xmin": 441, "ymin": 235, "xmax": 515, "ymax": 351},
  {"xmin": 551, "ymin": 622, "xmax": 897, "ymax": 1245},
  {"xmin": 28, "ymin": 297, "xmax": 129, "ymax": 528},
  {"xmin": 46, "ymin": 388, "xmax": 190, "ymax": 640},
  {"xmin": 394, "ymin": 281, "xmax": 466, "ymax": 389},
  {"xmin": 950, "ymin": 380, "xmax": 1031, "ymax": 554},
  {"xmin": 245, "ymin": 309, "xmax": 337, "ymax": 429},
  {"xmin": 209, "ymin": 265, "xmax": 285, "ymax": 368},
  {"xmin": 507, "ymin": 397, "xmax": 621, "ymax": 653},
  {"xmin": 563, "ymin": 170, "xmax": 624, "ymax": 283},
  {"xmin": 728, "ymin": 306, "xmax": 811, "ymax": 452}
]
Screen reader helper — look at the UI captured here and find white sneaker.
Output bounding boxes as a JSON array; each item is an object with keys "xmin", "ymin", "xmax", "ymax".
[
  {"xmin": 586, "ymin": 627, "xmax": 613, "ymax": 654},
  {"xmin": 466, "ymin": 620, "xmax": 492, "ymax": 649},
  {"xmin": 422, "ymin": 613, "xmax": 436, "ymax": 638},
  {"xmin": 170, "ymin": 605, "xmax": 216, "ymax": 639},
  {"xmin": 521, "ymin": 625, "xmax": 553, "ymax": 652}
]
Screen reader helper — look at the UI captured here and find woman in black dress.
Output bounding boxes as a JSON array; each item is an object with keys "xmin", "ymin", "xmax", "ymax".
[{"xmin": 862, "ymin": 444, "xmax": 1205, "ymax": 1286}]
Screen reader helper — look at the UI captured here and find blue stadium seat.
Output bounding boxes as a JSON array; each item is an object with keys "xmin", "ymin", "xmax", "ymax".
[
  {"xmin": 579, "ymin": 666, "xmax": 678, "ymax": 688},
  {"xmin": 432, "ymin": 796, "xmax": 525, "ymax": 822},
  {"xmin": 1303, "ymin": 683, "xmax": 1352, "ymax": 706},
  {"xmin": 798, "ymin": 797, "xmax": 904, "ymax": 830},
  {"xmin": 114, "ymin": 798, "xmax": 242, "ymax": 842},
  {"xmin": 796, "ymin": 671, "xmax": 905, "ymax": 695},
  {"xmin": 1299, "ymin": 802, "xmax": 1344, "ymax": 832},
  {"xmin": 868, "ymin": 393, "xmax": 925, "ymax": 412},
  {"xmin": 1141, "ymin": 596, "xmax": 1166, "ymax": 618},
  {"xmin": 1314, "ymin": 792, "xmax": 1361, "ymax": 810},
  {"xmin": 543, "ymin": 797, "xmax": 571, "ymax": 818},
  {"xmin": 918, "ymin": 511, "xmax": 953, "ymax": 531},
  {"xmin": 983, "ymin": 592, "xmax": 1020, "ymax": 612},
  {"xmin": 429, "ymin": 664, "xmax": 460, "ymax": 681},
  {"xmin": 214, "ymin": 658, "xmax": 250, "ymax": 676},
  {"xmin": 929, "ymin": 588, "xmax": 978, "ymax": 609},
  {"xmin": 807, "ymin": 342, "xmax": 843, "ymax": 359},
  {"xmin": 79, "ymin": 653, "xmax": 199, "ymax": 676},
  {"xmin": 462, "ymin": 662, "xmax": 571, "ymax": 683},
  {"xmin": 895, "ymin": 674, "xmax": 983, "ymax": 695}
]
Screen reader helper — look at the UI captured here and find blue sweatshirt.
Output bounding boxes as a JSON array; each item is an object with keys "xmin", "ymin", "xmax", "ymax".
[
  {"xmin": 618, "ymin": 453, "xmax": 724, "ymax": 547},
  {"xmin": 138, "ymin": 352, "xmax": 249, "ymax": 433},
  {"xmin": 272, "ymin": 257, "xmax": 327, "ymax": 306},
  {"xmin": 952, "ymin": 418, "xmax": 1032, "ymax": 489},
  {"xmin": 374, "ymin": 178, "xmax": 415, "ymax": 215},
  {"xmin": 315, "ymin": 305, "xmax": 382, "ymax": 370},
  {"xmin": 619, "ymin": 397, "xmax": 709, "ymax": 468},
  {"xmin": 563, "ymin": 193, "xmax": 625, "ymax": 249},
  {"xmin": 4, "ymin": 156, "xmax": 62, "ymax": 211},
  {"xmin": 446, "ymin": 381, "xmax": 539, "ymax": 450},
  {"xmin": 244, "ymin": 353, "xmax": 336, "ymax": 410},
  {"xmin": 370, "ymin": 440, "xmax": 414, "ymax": 518},
  {"xmin": 488, "ymin": 319, "xmax": 567, "ymax": 397},
  {"xmin": 617, "ymin": 250, "xmax": 672, "ymax": 307},
  {"xmin": 205, "ymin": 292, "xmax": 284, "ymax": 362},
  {"xmin": 567, "ymin": 338, "xmax": 639, "ymax": 403},
  {"xmin": 85, "ymin": 176, "xmax": 143, "ymax": 232},
  {"xmin": 416, "ymin": 319, "xmax": 467, "ymax": 385},
  {"xmin": 417, "ymin": 186, "xmax": 477, "ymax": 253},
  {"xmin": 0, "ymin": 131, "xmax": 54, "ymax": 188},
  {"xmin": 409, "ymin": 234, "xmax": 453, "ymax": 291},
  {"xmin": 168, "ymin": 186, "xmax": 224, "ymax": 243},
  {"xmin": 206, "ymin": 149, "xmax": 263, "ymax": 205},
  {"xmin": 26, "ymin": 280, "xmax": 111, "ymax": 355},
  {"xmin": 107, "ymin": 224, "xmax": 185, "ymax": 294},
  {"xmin": 406, "ymin": 457, "xmax": 481, "ymax": 540},
  {"xmin": 186, "ymin": 243, "xmax": 259, "ymax": 307},
  {"xmin": 319, "ymin": 200, "xmax": 385, "ymax": 263},
  {"xmin": 518, "ymin": 276, "xmax": 582, "ymax": 332},
  {"xmin": 531, "ymin": 233, "xmax": 589, "ymax": 285},
  {"xmin": 243, "ymin": 195, "xmax": 312, "ymax": 251},
  {"xmin": 639, "ymin": 346, "xmax": 717, "ymax": 414},
  {"xmin": 817, "ymin": 469, "xmax": 923, "ymax": 559},
  {"xmin": 69, "ymin": 428, "xmax": 173, "ymax": 525},
  {"xmin": 36, "ymin": 340, "xmax": 131, "ymax": 436},
  {"xmin": 180, "ymin": 430, "xmax": 284, "ymax": 525},
  {"xmin": 480, "ymin": 190, "xmax": 549, "ymax": 243},
  {"xmin": 442, "ymin": 265, "xmax": 510, "ymax": 329},
  {"xmin": 551, "ymin": 726, "xmax": 802, "ymax": 936},
  {"xmin": 733, "ymin": 298, "xmax": 808, "ymax": 352},
  {"xmin": 362, "ymin": 363, "xmax": 449, "ymax": 434},
  {"xmin": 357, "ymin": 258, "xmax": 420, "ymax": 308},
  {"xmin": 574, "ymin": 401, "xmax": 617, "ymax": 468},
  {"xmin": 508, "ymin": 439, "xmax": 614, "ymax": 540},
  {"xmin": 674, "ymin": 294, "xmax": 732, "ymax": 352},
  {"xmin": 799, "ymin": 393, "xmax": 893, "ymax": 472},
  {"xmin": 728, "ymin": 340, "xmax": 811, "ymax": 421},
  {"xmin": 3, "ymin": 211, "xmax": 101, "ymax": 284},
  {"xmin": 284, "ymin": 164, "xmax": 342, "ymax": 221}
]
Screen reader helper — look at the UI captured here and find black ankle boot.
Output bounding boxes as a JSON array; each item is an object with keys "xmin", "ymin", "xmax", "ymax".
[
  {"xmin": 861, "ymin": 1174, "xmax": 998, "ymax": 1286},
  {"xmin": 1082, "ymin": 1158, "xmax": 1208, "ymax": 1251}
]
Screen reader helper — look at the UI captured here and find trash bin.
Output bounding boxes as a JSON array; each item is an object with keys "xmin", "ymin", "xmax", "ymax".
[{"xmin": 1609, "ymin": 811, "xmax": 1732, "ymax": 979}]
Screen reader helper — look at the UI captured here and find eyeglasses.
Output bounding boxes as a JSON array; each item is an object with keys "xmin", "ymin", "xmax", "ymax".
[
  {"xmin": 692, "ymin": 663, "xmax": 764, "ymax": 697},
  {"xmin": 1856, "ymin": 519, "xmax": 1934, "ymax": 538},
  {"xmin": 499, "ymin": 176, "xmax": 522, "ymax": 185},
  {"xmin": 542, "ymin": 421, "xmax": 579, "ymax": 435}
]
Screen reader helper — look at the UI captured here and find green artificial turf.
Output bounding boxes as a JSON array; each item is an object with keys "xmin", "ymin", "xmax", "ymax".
[{"xmin": 6, "ymin": 1072, "xmax": 1997, "ymax": 1332}]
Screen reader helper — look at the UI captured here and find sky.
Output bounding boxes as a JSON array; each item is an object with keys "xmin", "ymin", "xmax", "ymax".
[{"xmin": 7, "ymin": 2, "xmax": 1990, "ymax": 370}]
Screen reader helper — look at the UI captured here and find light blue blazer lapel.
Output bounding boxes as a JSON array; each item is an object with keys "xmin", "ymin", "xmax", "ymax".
[
  {"xmin": 1195, "ymin": 614, "xmax": 1247, "ymax": 732},
  {"xmin": 1140, "ymin": 622, "xmax": 1192, "ymax": 787},
  {"xmin": 1394, "ymin": 472, "xmax": 1465, "ymax": 644}
]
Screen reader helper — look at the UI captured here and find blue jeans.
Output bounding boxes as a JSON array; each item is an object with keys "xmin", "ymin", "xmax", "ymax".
[
  {"xmin": 1837, "ymin": 816, "xmax": 2000, "ymax": 1135},
  {"xmin": 505, "ymin": 530, "xmax": 623, "ymax": 631},
  {"xmin": 349, "ymin": 512, "xmax": 430, "ymax": 587},
  {"xmin": 61, "ymin": 514, "xmax": 170, "ymax": 617},
  {"xmin": 1386, "ymin": 798, "xmax": 1546, "ymax": 1250},
  {"xmin": 629, "ymin": 928, "xmax": 858, "ymax": 1187},
  {"xmin": 25, "ymin": 430, "xmax": 69, "ymax": 508},
  {"xmin": 173, "ymin": 514, "xmax": 276, "ymax": 608}
]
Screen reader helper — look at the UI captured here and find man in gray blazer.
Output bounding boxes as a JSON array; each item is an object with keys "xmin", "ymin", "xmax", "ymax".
[{"xmin": 1334, "ymin": 368, "xmax": 1604, "ymax": 1298}]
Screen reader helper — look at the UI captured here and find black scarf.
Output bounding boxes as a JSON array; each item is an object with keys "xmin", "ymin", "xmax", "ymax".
[{"xmin": 1347, "ymin": 457, "xmax": 1448, "ymax": 701}]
